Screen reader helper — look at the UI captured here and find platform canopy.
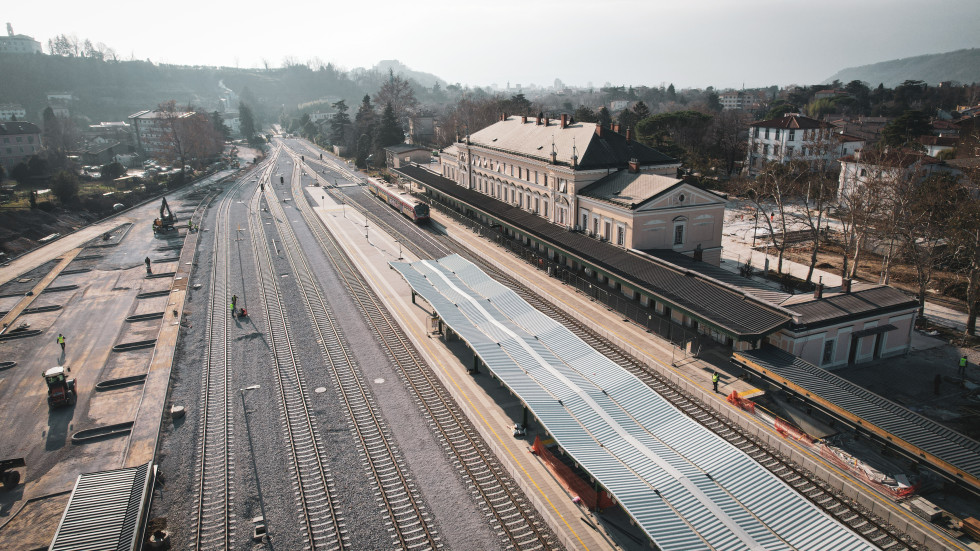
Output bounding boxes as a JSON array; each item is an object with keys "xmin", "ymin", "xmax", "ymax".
[
  {"xmin": 49, "ymin": 462, "xmax": 155, "ymax": 551},
  {"xmin": 391, "ymin": 254, "xmax": 874, "ymax": 551}
]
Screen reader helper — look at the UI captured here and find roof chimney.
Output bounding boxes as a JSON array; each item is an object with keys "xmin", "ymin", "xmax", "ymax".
[
  {"xmin": 628, "ymin": 158, "xmax": 639, "ymax": 173},
  {"xmin": 814, "ymin": 277, "xmax": 824, "ymax": 299},
  {"xmin": 613, "ymin": 124, "xmax": 620, "ymax": 134},
  {"xmin": 545, "ymin": 117, "xmax": 550, "ymax": 126},
  {"xmin": 536, "ymin": 114, "xmax": 542, "ymax": 125},
  {"xmin": 521, "ymin": 115, "xmax": 527, "ymax": 124},
  {"xmin": 560, "ymin": 114, "xmax": 568, "ymax": 129},
  {"xmin": 501, "ymin": 112, "xmax": 507, "ymax": 121},
  {"xmin": 595, "ymin": 124, "xmax": 603, "ymax": 137},
  {"xmin": 841, "ymin": 278, "xmax": 852, "ymax": 294},
  {"xmin": 625, "ymin": 127, "xmax": 632, "ymax": 141}
]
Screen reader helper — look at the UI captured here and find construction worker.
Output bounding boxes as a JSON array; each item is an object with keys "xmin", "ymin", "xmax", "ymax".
[
  {"xmin": 712, "ymin": 372, "xmax": 720, "ymax": 393},
  {"xmin": 231, "ymin": 294, "xmax": 238, "ymax": 314},
  {"xmin": 57, "ymin": 333, "xmax": 66, "ymax": 352},
  {"xmin": 145, "ymin": 256, "xmax": 152, "ymax": 274},
  {"xmin": 959, "ymin": 355, "xmax": 969, "ymax": 377}
]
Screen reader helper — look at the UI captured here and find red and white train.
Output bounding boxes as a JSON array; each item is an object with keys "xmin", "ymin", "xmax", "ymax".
[{"xmin": 366, "ymin": 178, "xmax": 430, "ymax": 223}]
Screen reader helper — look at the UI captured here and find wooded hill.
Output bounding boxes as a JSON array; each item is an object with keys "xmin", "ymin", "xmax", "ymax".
[
  {"xmin": 0, "ymin": 53, "xmax": 407, "ymax": 126},
  {"xmin": 825, "ymin": 48, "xmax": 980, "ymax": 88}
]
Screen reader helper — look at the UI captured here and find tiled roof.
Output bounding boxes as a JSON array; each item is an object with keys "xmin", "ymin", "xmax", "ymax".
[
  {"xmin": 918, "ymin": 135, "xmax": 958, "ymax": 146},
  {"xmin": 0, "ymin": 121, "xmax": 40, "ymax": 135},
  {"xmin": 578, "ymin": 171, "xmax": 688, "ymax": 210},
  {"xmin": 749, "ymin": 114, "xmax": 834, "ymax": 130},
  {"xmin": 779, "ymin": 282, "xmax": 918, "ymax": 329},
  {"xmin": 467, "ymin": 116, "xmax": 677, "ymax": 170},
  {"xmin": 395, "ymin": 164, "xmax": 790, "ymax": 338},
  {"xmin": 839, "ymin": 148, "xmax": 940, "ymax": 168},
  {"xmin": 385, "ymin": 143, "xmax": 429, "ymax": 154}
]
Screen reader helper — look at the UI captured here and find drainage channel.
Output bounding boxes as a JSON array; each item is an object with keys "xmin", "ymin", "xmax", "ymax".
[
  {"xmin": 112, "ymin": 339, "xmax": 156, "ymax": 352},
  {"xmin": 137, "ymin": 290, "xmax": 171, "ymax": 299},
  {"xmin": 75, "ymin": 255, "xmax": 103, "ymax": 261},
  {"xmin": 96, "ymin": 374, "xmax": 147, "ymax": 390},
  {"xmin": 145, "ymin": 272, "xmax": 176, "ymax": 279},
  {"xmin": 43, "ymin": 285, "xmax": 78, "ymax": 293},
  {"xmin": 0, "ymin": 361, "xmax": 16, "ymax": 370},
  {"xmin": 126, "ymin": 312, "xmax": 165, "ymax": 322},
  {"xmin": 72, "ymin": 422, "xmax": 134, "ymax": 444},
  {"xmin": 23, "ymin": 305, "xmax": 62, "ymax": 314},
  {"xmin": 152, "ymin": 257, "xmax": 180, "ymax": 263},
  {"xmin": 61, "ymin": 268, "xmax": 92, "ymax": 275},
  {"xmin": 0, "ymin": 330, "xmax": 41, "ymax": 341}
]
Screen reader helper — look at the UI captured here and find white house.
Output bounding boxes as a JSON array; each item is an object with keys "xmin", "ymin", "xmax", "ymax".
[
  {"xmin": 745, "ymin": 113, "xmax": 843, "ymax": 176},
  {"xmin": 837, "ymin": 148, "xmax": 941, "ymax": 200}
]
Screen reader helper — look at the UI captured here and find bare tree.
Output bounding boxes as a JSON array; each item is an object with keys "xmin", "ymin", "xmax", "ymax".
[
  {"xmin": 374, "ymin": 69, "xmax": 419, "ymax": 125},
  {"xmin": 156, "ymin": 101, "xmax": 222, "ymax": 176},
  {"xmin": 737, "ymin": 161, "xmax": 808, "ymax": 274}
]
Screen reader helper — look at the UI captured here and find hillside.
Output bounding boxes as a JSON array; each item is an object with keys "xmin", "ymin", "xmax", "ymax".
[
  {"xmin": 824, "ymin": 48, "xmax": 980, "ymax": 87},
  {"xmin": 0, "ymin": 54, "xmax": 443, "ymax": 127}
]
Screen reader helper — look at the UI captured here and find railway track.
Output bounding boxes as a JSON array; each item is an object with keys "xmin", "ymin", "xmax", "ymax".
[
  {"xmin": 261, "ymin": 156, "xmax": 441, "ymax": 550},
  {"xmin": 319, "ymin": 165, "xmax": 924, "ymax": 551},
  {"xmin": 192, "ymin": 158, "xmax": 264, "ymax": 549},
  {"xmin": 283, "ymin": 147, "xmax": 558, "ymax": 550},
  {"xmin": 246, "ymin": 149, "xmax": 348, "ymax": 551}
]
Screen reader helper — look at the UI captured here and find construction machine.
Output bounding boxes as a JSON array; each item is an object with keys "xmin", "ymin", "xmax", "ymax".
[
  {"xmin": 44, "ymin": 366, "xmax": 76, "ymax": 409},
  {"xmin": 0, "ymin": 458, "xmax": 24, "ymax": 489},
  {"xmin": 152, "ymin": 197, "xmax": 177, "ymax": 233}
]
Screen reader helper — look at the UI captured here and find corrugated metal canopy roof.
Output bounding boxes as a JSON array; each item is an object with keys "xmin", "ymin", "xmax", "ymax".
[
  {"xmin": 734, "ymin": 347, "xmax": 980, "ymax": 484},
  {"xmin": 394, "ymin": 164, "xmax": 790, "ymax": 339},
  {"xmin": 392, "ymin": 254, "xmax": 875, "ymax": 551},
  {"xmin": 49, "ymin": 462, "xmax": 154, "ymax": 551}
]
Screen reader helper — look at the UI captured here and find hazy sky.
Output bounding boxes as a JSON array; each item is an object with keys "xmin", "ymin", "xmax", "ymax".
[{"xmin": 6, "ymin": 0, "xmax": 980, "ymax": 89}]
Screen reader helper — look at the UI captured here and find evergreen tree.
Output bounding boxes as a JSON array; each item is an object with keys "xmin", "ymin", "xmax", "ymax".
[
  {"xmin": 882, "ymin": 110, "xmax": 931, "ymax": 148},
  {"xmin": 667, "ymin": 83, "xmax": 676, "ymax": 101},
  {"xmin": 574, "ymin": 106, "xmax": 597, "ymax": 123},
  {"xmin": 239, "ymin": 102, "xmax": 256, "ymax": 140},
  {"xmin": 375, "ymin": 102, "xmax": 404, "ymax": 150},
  {"xmin": 51, "ymin": 170, "xmax": 79, "ymax": 205},
  {"xmin": 355, "ymin": 95, "xmax": 376, "ymax": 138},
  {"xmin": 596, "ymin": 107, "xmax": 612, "ymax": 128},
  {"xmin": 330, "ymin": 100, "xmax": 350, "ymax": 145},
  {"xmin": 632, "ymin": 101, "xmax": 651, "ymax": 120}
]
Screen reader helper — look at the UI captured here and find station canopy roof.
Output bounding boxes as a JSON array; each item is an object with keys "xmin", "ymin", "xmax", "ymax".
[{"xmin": 392, "ymin": 254, "xmax": 874, "ymax": 551}]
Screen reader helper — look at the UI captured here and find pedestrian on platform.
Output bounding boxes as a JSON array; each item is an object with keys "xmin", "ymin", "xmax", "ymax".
[
  {"xmin": 934, "ymin": 373, "xmax": 942, "ymax": 395},
  {"xmin": 959, "ymin": 355, "xmax": 969, "ymax": 377},
  {"xmin": 145, "ymin": 256, "xmax": 152, "ymax": 274},
  {"xmin": 57, "ymin": 333, "xmax": 66, "ymax": 352},
  {"xmin": 712, "ymin": 372, "xmax": 720, "ymax": 393}
]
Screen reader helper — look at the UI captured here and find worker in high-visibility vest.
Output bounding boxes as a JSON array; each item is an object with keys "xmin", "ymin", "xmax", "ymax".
[
  {"xmin": 712, "ymin": 372, "xmax": 720, "ymax": 393},
  {"xmin": 959, "ymin": 355, "xmax": 969, "ymax": 377}
]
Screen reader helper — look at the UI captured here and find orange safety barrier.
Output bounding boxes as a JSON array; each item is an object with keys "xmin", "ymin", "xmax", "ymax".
[
  {"xmin": 532, "ymin": 435, "xmax": 615, "ymax": 510},
  {"xmin": 726, "ymin": 390, "xmax": 756, "ymax": 414},
  {"xmin": 774, "ymin": 418, "xmax": 813, "ymax": 444}
]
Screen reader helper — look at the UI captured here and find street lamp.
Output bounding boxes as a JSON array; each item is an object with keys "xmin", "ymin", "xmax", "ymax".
[{"xmin": 397, "ymin": 240, "xmax": 403, "ymax": 260}]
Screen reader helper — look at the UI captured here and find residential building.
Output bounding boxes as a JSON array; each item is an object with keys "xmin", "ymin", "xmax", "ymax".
[
  {"xmin": 0, "ymin": 104, "xmax": 27, "ymax": 121},
  {"xmin": 85, "ymin": 121, "xmax": 134, "ymax": 148},
  {"xmin": 82, "ymin": 141, "xmax": 123, "ymax": 166},
  {"xmin": 609, "ymin": 100, "xmax": 630, "ymax": 111},
  {"xmin": 837, "ymin": 148, "xmax": 941, "ymax": 200},
  {"xmin": 745, "ymin": 113, "xmax": 839, "ymax": 176},
  {"xmin": 408, "ymin": 115, "xmax": 435, "ymax": 146},
  {"xmin": 309, "ymin": 111, "xmax": 333, "ymax": 123},
  {"xmin": 0, "ymin": 121, "xmax": 42, "ymax": 169},
  {"xmin": 918, "ymin": 135, "xmax": 957, "ymax": 157},
  {"xmin": 718, "ymin": 90, "xmax": 766, "ymax": 112},
  {"xmin": 128, "ymin": 109, "xmax": 194, "ymax": 158},
  {"xmin": 0, "ymin": 24, "xmax": 41, "ymax": 54}
]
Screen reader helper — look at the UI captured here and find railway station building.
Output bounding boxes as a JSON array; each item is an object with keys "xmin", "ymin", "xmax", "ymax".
[{"xmin": 391, "ymin": 116, "xmax": 918, "ymax": 364}]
